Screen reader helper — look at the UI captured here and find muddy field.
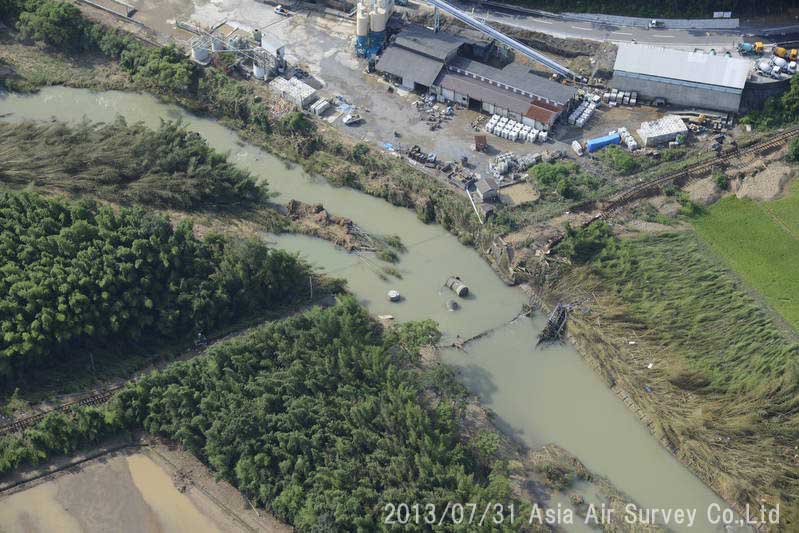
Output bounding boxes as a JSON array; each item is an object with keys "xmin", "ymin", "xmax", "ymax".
[{"xmin": 0, "ymin": 446, "xmax": 289, "ymax": 533}]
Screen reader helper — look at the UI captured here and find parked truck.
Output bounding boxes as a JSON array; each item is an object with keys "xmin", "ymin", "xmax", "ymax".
[
  {"xmin": 738, "ymin": 41, "xmax": 763, "ymax": 55},
  {"xmin": 773, "ymin": 47, "xmax": 798, "ymax": 61}
]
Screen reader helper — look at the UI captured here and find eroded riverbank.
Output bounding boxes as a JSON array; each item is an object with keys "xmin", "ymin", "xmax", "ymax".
[{"xmin": 0, "ymin": 87, "xmax": 741, "ymax": 531}]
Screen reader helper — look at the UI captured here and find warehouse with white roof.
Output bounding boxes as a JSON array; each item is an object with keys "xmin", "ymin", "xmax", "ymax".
[{"xmin": 611, "ymin": 43, "xmax": 752, "ymax": 113}]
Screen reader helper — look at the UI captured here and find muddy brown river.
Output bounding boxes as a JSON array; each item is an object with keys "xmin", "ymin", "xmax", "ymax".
[{"xmin": 0, "ymin": 88, "xmax": 744, "ymax": 531}]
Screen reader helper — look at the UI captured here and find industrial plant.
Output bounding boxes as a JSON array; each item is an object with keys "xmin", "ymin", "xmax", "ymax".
[{"xmin": 163, "ymin": 0, "xmax": 797, "ymax": 218}]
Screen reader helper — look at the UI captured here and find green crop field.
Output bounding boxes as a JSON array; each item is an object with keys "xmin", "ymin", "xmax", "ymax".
[
  {"xmin": 692, "ymin": 186, "xmax": 799, "ymax": 331},
  {"xmin": 768, "ymin": 179, "xmax": 799, "ymax": 235}
]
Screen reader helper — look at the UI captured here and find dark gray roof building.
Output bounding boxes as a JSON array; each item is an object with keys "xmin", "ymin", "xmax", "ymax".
[
  {"xmin": 447, "ymin": 57, "xmax": 575, "ymax": 106},
  {"xmin": 394, "ymin": 24, "xmax": 472, "ymax": 62},
  {"xmin": 435, "ymin": 70, "xmax": 535, "ymax": 116},
  {"xmin": 375, "ymin": 27, "xmax": 575, "ymax": 126},
  {"xmin": 376, "ymin": 46, "xmax": 444, "ymax": 89},
  {"xmin": 476, "ymin": 177, "xmax": 498, "ymax": 201}
]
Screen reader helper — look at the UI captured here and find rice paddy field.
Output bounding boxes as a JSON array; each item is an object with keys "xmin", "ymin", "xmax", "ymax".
[{"xmin": 691, "ymin": 184, "xmax": 799, "ymax": 332}]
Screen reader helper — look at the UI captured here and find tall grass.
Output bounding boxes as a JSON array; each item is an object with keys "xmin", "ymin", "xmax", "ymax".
[
  {"xmin": 0, "ymin": 119, "xmax": 266, "ymax": 210},
  {"xmin": 593, "ymin": 232, "xmax": 799, "ymax": 394},
  {"xmin": 559, "ymin": 231, "xmax": 799, "ymax": 514}
]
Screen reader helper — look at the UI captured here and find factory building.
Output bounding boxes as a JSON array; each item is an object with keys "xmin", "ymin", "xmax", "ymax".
[
  {"xmin": 611, "ymin": 43, "xmax": 751, "ymax": 113},
  {"xmin": 375, "ymin": 25, "xmax": 472, "ymax": 91},
  {"xmin": 376, "ymin": 26, "xmax": 575, "ymax": 130},
  {"xmin": 433, "ymin": 57, "xmax": 574, "ymax": 130}
]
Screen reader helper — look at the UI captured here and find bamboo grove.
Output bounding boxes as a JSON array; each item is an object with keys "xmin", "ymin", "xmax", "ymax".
[
  {"xmin": 0, "ymin": 300, "xmax": 520, "ymax": 532},
  {"xmin": 0, "ymin": 191, "xmax": 311, "ymax": 380}
]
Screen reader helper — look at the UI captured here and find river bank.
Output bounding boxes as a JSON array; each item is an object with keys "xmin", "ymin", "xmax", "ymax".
[{"xmin": 0, "ymin": 36, "xmax": 764, "ymax": 528}]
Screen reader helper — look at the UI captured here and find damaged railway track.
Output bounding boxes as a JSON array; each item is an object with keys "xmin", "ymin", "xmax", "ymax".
[
  {"xmin": 601, "ymin": 126, "xmax": 799, "ymax": 216},
  {"xmin": 0, "ymin": 386, "xmax": 123, "ymax": 437},
  {"xmin": 542, "ymin": 126, "xmax": 799, "ymax": 253}
]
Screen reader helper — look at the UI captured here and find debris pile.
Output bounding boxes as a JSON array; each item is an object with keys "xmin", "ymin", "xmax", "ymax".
[
  {"xmin": 488, "ymin": 151, "xmax": 546, "ymax": 179},
  {"xmin": 287, "ymin": 199, "xmax": 366, "ymax": 251},
  {"xmin": 414, "ymin": 95, "xmax": 454, "ymax": 131}
]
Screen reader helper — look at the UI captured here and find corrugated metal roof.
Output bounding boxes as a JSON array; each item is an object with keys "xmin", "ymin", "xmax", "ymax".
[
  {"xmin": 435, "ymin": 70, "xmax": 535, "ymax": 115},
  {"xmin": 394, "ymin": 25, "xmax": 471, "ymax": 61},
  {"xmin": 376, "ymin": 46, "xmax": 444, "ymax": 88},
  {"xmin": 448, "ymin": 57, "xmax": 576, "ymax": 105},
  {"xmin": 269, "ymin": 76, "xmax": 316, "ymax": 99},
  {"xmin": 525, "ymin": 103, "xmax": 557, "ymax": 125},
  {"xmin": 613, "ymin": 43, "xmax": 751, "ymax": 90}
]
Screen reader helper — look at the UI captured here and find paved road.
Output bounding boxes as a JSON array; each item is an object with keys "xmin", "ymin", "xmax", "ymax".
[{"xmin": 448, "ymin": 1, "xmax": 799, "ymax": 50}]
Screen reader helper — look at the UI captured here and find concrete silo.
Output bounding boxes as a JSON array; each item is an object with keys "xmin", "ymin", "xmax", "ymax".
[
  {"xmin": 369, "ymin": 0, "xmax": 390, "ymax": 49},
  {"xmin": 355, "ymin": 1, "xmax": 370, "ymax": 55}
]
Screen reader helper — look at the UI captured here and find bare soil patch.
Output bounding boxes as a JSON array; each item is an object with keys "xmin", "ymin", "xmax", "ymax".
[
  {"xmin": 736, "ymin": 161, "xmax": 794, "ymax": 201},
  {"xmin": 499, "ymin": 182, "xmax": 540, "ymax": 205},
  {"xmin": 685, "ymin": 176, "xmax": 721, "ymax": 205}
]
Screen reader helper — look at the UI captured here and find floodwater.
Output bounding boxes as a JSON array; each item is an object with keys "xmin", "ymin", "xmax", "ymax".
[
  {"xmin": 0, "ymin": 453, "xmax": 221, "ymax": 532},
  {"xmin": 0, "ymin": 87, "xmax": 745, "ymax": 531}
]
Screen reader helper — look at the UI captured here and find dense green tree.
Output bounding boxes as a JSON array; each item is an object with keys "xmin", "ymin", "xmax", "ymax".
[
  {"xmin": 744, "ymin": 75, "xmax": 799, "ymax": 129},
  {"xmin": 555, "ymin": 220, "xmax": 615, "ymax": 263},
  {"xmin": 125, "ymin": 45, "xmax": 195, "ymax": 95},
  {"xmin": 597, "ymin": 145, "xmax": 641, "ymax": 175},
  {"xmin": 280, "ymin": 111, "xmax": 314, "ymax": 135},
  {"xmin": 528, "ymin": 161, "xmax": 602, "ymax": 200},
  {"xmin": 16, "ymin": 0, "xmax": 85, "ymax": 50},
  {"xmin": 0, "ymin": 191, "xmax": 310, "ymax": 378},
  {"xmin": 787, "ymin": 138, "xmax": 799, "ymax": 162},
  {"xmin": 101, "ymin": 298, "xmax": 518, "ymax": 531}
]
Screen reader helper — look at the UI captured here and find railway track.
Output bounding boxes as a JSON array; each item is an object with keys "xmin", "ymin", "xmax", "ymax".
[
  {"xmin": 541, "ymin": 127, "xmax": 799, "ymax": 253},
  {"xmin": 601, "ymin": 126, "xmax": 799, "ymax": 216},
  {"xmin": 0, "ymin": 386, "xmax": 123, "ymax": 437}
]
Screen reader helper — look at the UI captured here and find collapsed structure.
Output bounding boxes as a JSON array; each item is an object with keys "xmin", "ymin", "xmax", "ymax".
[{"xmin": 611, "ymin": 43, "xmax": 751, "ymax": 113}]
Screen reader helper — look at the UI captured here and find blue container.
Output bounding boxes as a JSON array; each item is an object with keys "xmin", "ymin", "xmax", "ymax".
[{"xmin": 586, "ymin": 133, "xmax": 621, "ymax": 153}]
